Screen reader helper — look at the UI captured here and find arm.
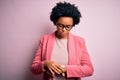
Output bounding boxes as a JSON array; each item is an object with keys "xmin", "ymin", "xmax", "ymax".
[
  {"xmin": 31, "ymin": 38, "xmax": 45, "ymax": 75},
  {"xmin": 66, "ymin": 39, "xmax": 94, "ymax": 78},
  {"xmin": 31, "ymin": 37, "xmax": 63, "ymax": 75}
]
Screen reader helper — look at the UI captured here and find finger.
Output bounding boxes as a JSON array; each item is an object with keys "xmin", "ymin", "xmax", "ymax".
[
  {"xmin": 48, "ymin": 68, "xmax": 55, "ymax": 76},
  {"xmin": 60, "ymin": 65, "xmax": 66, "ymax": 72},
  {"xmin": 55, "ymin": 64, "xmax": 64, "ymax": 72},
  {"xmin": 62, "ymin": 73, "xmax": 65, "ymax": 76},
  {"xmin": 52, "ymin": 64, "xmax": 63, "ymax": 74}
]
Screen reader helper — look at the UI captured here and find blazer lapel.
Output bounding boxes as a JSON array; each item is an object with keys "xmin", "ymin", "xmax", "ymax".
[
  {"xmin": 68, "ymin": 33, "xmax": 77, "ymax": 65},
  {"xmin": 45, "ymin": 32, "xmax": 78, "ymax": 65},
  {"xmin": 46, "ymin": 32, "xmax": 55, "ymax": 60}
]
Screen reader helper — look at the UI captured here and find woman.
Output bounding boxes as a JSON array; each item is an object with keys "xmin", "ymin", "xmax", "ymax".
[{"xmin": 31, "ymin": 1, "xmax": 94, "ymax": 80}]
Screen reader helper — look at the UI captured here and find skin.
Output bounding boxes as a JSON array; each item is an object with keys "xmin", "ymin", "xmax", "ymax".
[
  {"xmin": 56, "ymin": 17, "xmax": 73, "ymax": 39},
  {"xmin": 44, "ymin": 17, "xmax": 73, "ymax": 77}
]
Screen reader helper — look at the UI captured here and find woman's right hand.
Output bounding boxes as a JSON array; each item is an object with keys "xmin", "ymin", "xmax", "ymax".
[{"xmin": 44, "ymin": 60, "xmax": 63, "ymax": 76}]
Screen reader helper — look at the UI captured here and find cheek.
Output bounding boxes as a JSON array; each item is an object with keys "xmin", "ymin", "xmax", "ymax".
[
  {"xmin": 66, "ymin": 31, "xmax": 70, "ymax": 34},
  {"xmin": 57, "ymin": 29, "xmax": 62, "ymax": 32},
  {"xmin": 56, "ymin": 28, "xmax": 69, "ymax": 34},
  {"xmin": 56, "ymin": 27, "xmax": 60, "ymax": 31}
]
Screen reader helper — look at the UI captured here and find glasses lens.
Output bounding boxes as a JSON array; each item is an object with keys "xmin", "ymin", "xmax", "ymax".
[{"xmin": 56, "ymin": 24, "xmax": 72, "ymax": 31}]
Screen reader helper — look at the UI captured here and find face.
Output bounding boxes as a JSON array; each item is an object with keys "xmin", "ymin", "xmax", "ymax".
[{"xmin": 56, "ymin": 17, "xmax": 73, "ymax": 39}]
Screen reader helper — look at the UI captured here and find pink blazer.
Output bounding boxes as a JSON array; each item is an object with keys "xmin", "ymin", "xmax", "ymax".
[{"xmin": 31, "ymin": 32, "xmax": 94, "ymax": 80}]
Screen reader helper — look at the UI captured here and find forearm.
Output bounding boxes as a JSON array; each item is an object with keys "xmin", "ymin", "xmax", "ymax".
[
  {"xmin": 66, "ymin": 64, "xmax": 94, "ymax": 78},
  {"xmin": 31, "ymin": 61, "xmax": 45, "ymax": 74}
]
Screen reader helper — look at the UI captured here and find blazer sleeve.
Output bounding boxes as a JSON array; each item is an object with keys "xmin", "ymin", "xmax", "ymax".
[
  {"xmin": 66, "ymin": 38, "xmax": 94, "ymax": 78},
  {"xmin": 31, "ymin": 37, "xmax": 45, "ymax": 75}
]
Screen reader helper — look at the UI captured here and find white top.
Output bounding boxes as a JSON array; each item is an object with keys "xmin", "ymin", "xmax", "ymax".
[{"xmin": 51, "ymin": 37, "xmax": 68, "ymax": 80}]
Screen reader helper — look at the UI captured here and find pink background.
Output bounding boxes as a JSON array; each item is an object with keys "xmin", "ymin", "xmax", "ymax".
[{"xmin": 0, "ymin": 0, "xmax": 120, "ymax": 80}]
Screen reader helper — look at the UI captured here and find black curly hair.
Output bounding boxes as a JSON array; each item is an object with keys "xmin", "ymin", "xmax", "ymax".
[{"xmin": 50, "ymin": 1, "xmax": 82, "ymax": 26}]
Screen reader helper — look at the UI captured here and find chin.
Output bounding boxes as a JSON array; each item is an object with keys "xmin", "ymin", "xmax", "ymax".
[{"xmin": 60, "ymin": 33, "xmax": 68, "ymax": 38}]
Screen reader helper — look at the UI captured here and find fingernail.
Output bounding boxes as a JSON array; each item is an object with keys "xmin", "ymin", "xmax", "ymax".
[{"xmin": 62, "ymin": 73, "xmax": 65, "ymax": 76}]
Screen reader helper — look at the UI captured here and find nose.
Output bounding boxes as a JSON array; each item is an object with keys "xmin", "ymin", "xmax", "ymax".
[{"xmin": 62, "ymin": 27, "xmax": 66, "ymax": 31}]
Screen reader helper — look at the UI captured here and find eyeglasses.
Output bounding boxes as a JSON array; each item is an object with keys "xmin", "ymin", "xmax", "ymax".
[{"xmin": 56, "ymin": 23, "xmax": 73, "ymax": 31}]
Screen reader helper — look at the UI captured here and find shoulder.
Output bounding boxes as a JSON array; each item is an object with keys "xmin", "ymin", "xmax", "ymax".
[
  {"xmin": 39, "ymin": 32, "xmax": 55, "ymax": 41},
  {"xmin": 70, "ymin": 33, "xmax": 87, "ymax": 48},
  {"xmin": 70, "ymin": 33, "xmax": 85, "ymax": 43}
]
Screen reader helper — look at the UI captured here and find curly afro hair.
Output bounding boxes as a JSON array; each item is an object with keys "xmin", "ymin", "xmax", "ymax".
[{"xmin": 50, "ymin": 1, "xmax": 82, "ymax": 26}]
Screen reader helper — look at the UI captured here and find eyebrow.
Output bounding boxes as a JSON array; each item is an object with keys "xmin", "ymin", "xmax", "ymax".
[{"xmin": 57, "ymin": 23, "xmax": 73, "ymax": 26}]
